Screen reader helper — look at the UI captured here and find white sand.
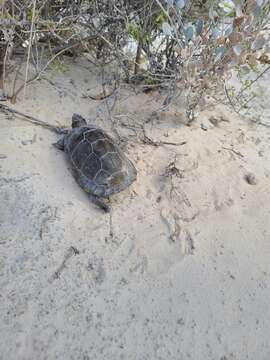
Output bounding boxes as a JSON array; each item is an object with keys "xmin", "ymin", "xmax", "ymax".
[{"xmin": 1, "ymin": 57, "xmax": 270, "ymax": 360}]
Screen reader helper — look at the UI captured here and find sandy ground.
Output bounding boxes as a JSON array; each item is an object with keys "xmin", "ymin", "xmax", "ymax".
[{"xmin": 1, "ymin": 57, "xmax": 270, "ymax": 360}]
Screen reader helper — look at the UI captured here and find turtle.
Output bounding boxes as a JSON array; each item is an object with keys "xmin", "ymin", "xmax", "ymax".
[
  {"xmin": 53, "ymin": 113, "xmax": 137, "ymax": 212},
  {"xmin": 0, "ymin": 104, "xmax": 137, "ymax": 212}
]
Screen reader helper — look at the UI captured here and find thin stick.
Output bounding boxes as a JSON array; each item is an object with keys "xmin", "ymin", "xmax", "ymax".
[
  {"xmin": 224, "ymin": 83, "xmax": 239, "ymax": 114},
  {"xmin": 236, "ymin": 65, "xmax": 270, "ymax": 99},
  {"xmin": 222, "ymin": 146, "xmax": 244, "ymax": 158},
  {"xmin": 51, "ymin": 246, "xmax": 80, "ymax": 281},
  {"xmin": 2, "ymin": 42, "xmax": 10, "ymax": 93},
  {"xmin": 0, "ymin": 103, "xmax": 65, "ymax": 134},
  {"xmin": 23, "ymin": 0, "xmax": 37, "ymax": 99}
]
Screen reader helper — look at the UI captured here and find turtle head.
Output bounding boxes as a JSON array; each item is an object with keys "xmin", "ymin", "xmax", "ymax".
[{"xmin": 72, "ymin": 113, "xmax": 87, "ymax": 128}]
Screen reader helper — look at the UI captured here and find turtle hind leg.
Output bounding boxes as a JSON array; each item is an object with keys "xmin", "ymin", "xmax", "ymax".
[
  {"xmin": 53, "ymin": 137, "xmax": 65, "ymax": 151},
  {"xmin": 89, "ymin": 195, "xmax": 111, "ymax": 213}
]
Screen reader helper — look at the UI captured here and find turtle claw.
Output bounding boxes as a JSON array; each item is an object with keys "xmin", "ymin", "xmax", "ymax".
[
  {"xmin": 53, "ymin": 137, "xmax": 65, "ymax": 151},
  {"xmin": 97, "ymin": 199, "xmax": 111, "ymax": 213},
  {"xmin": 100, "ymin": 203, "xmax": 111, "ymax": 213},
  {"xmin": 89, "ymin": 195, "xmax": 111, "ymax": 213}
]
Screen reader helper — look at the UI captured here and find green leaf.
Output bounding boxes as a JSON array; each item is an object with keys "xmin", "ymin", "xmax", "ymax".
[
  {"xmin": 127, "ymin": 23, "xmax": 141, "ymax": 42},
  {"xmin": 195, "ymin": 19, "xmax": 204, "ymax": 36},
  {"xmin": 184, "ymin": 26, "xmax": 194, "ymax": 42},
  {"xmin": 162, "ymin": 22, "xmax": 172, "ymax": 36},
  {"xmin": 215, "ymin": 46, "xmax": 227, "ymax": 62},
  {"xmin": 155, "ymin": 11, "xmax": 167, "ymax": 27}
]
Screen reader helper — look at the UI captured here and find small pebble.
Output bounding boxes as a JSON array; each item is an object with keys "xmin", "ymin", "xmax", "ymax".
[
  {"xmin": 201, "ymin": 123, "xmax": 208, "ymax": 131},
  {"xmin": 244, "ymin": 173, "xmax": 257, "ymax": 185},
  {"xmin": 208, "ymin": 116, "xmax": 219, "ymax": 127}
]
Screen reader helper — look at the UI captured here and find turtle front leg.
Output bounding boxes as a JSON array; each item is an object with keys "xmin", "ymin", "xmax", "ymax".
[
  {"xmin": 89, "ymin": 195, "xmax": 111, "ymax": 213},
  {"xmin": 53, "ymin": 136, "xmax": 65, "ymax": 151}
]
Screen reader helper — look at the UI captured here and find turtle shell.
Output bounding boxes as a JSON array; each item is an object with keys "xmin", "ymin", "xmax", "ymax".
[{"xmin": 63, "ymin": 126, "xmax": 137, "ymax": 197}]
